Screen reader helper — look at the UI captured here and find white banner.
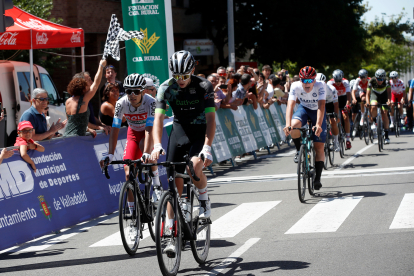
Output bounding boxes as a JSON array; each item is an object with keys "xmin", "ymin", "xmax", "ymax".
[
  {"xmin": 231, "ymin": 108, "xmax": 257, "ymax": 153},
  {"xmin": 211, "ymin": 115, "xmax": 232, "ymax": 162},
  {"xmin": 253, "ymin": 107, "xmax": 273, "ymax": 146},
  {"xmin": 269, "ymin": 105, "xmax": 286, "ymax": 141}
]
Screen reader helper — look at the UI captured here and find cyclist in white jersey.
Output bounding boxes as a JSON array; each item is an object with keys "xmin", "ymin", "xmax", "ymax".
[
  {"xmin": 316, "ymin": 73, "xmax": 340, "ymax": 151},
  {"xmin": 389, "ymin": 71, "xmax": 406, "ymax": 128}
]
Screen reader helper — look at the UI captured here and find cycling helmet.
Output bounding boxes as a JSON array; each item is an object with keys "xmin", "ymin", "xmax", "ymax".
[
  {"xmin": 358, "ymin": 69, "xmax": 368, "ymax": 78},
  {"xmin": 332, "ymin": 69, "xmax": 344, "ymax": 82},
  {"xmin": 375, "ymin": 69, "xmax": 386, "ymax": 79},
  {"xmin": 316, "ymin": 73, "xmax": 326, "ymax": 82},
  {"xmin": 298, "ymin": 66, "xmax": 317, "ymax": 79},
  {"xmin": 168, "ymin": 50, "xmax": 196, "ymax": 74},
  {"xmin": 349, "ymin": 79, "xmax": 356, "ymax": 89},
  {"xmin": 389, "ymin": 71, "xmax": 399, "ymax": 78},
  {"xmin": 124, "ymin": 73, "xmax": 146, "ymax": 88}
]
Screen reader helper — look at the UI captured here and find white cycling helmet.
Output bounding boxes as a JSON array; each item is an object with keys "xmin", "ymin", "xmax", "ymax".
[
  {"xmin": 124, "ymin": 73, "xmax": 146, "ymax": 89},
  {"xmin": 389, "ymin": 71, "xmax": 399, "ymax": 78},
  {"xmin": 168, "ymin": 50, "xmax": 196, "ymax": 74},
  {"xmin": 316, "ymin": 73, "xmax": 326, "ymax": 82}
]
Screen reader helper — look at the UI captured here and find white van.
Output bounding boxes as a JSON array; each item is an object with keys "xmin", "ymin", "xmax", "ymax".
[{"xmin": 0, "ymin": 61, "xmax": 66, "ymax": 147}]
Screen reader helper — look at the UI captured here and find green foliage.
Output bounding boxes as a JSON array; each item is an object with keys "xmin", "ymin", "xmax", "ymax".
[{"xmin": 0, "ymin": 0, "xmax": 66, "ymax": 74}]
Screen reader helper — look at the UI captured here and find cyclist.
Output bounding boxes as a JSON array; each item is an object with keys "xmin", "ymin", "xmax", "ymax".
[
  {"xmin": 150, "ymin": 50, "xmax": 215, "ymax": 254},
  {"xmin": 99, "ymin": 74, "xmax": 162, "ymax": 231},
  {"xmin": 316, "ymin": 73, "xmax": 340, "ymax": 151},
  {"xmin": 366, "ymin": 69, "xmax": 391, "ymax": 144},
  {"xmin": 327, "ymin": 69, "xmax": 352, "ymax": 149},
  {"xmin": 352, "ymin": 69, "xmax": 370, "ymax": 127},
  {"xmin": 284, "ymin": 66, "xmax": 326, "ymax": 190},
  {"xmin": 350, "ymin": 79, "xmax": 365, "ymax": 137},
  {"xmin": 389, "ymin": 71, "xmax": 406, "ymax": 129}
]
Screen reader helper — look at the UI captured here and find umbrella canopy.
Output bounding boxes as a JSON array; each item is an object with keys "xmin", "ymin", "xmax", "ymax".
[{"xmin": 0, "ymin": 6, "xmax": 84, "ymax": 50}]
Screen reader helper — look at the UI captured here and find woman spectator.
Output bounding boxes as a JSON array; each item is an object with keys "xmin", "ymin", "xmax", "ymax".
[
  {"xmin": 64, "ymin": 59, "xmax": 106, "ymax": 136},
  {"xmin": 100, "ymin": 82, "xmax": 125, "ymax": 127},
  {"xmin": 244, "ymin": 77, "xmax": 258, "ymax": 109}
]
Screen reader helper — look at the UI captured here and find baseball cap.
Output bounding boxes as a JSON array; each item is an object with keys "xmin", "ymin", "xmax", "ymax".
[
  {"xmin": 18, "ymin": 121, "xmax": 34, "ymax": 131},
  {"xmin": 145, "ymin": 78, "xmax": 154, "ymax": 87}
]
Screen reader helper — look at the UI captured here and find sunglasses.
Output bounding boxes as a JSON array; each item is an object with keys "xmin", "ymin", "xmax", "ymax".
[
  {"xmin": 227, "ymin": 71, "xmax": 235, "ymax": 73},
  {"xmin": 104, "ymin": 65, "xmax": 115, "ymax": 70},
  {"xmin": 377, "ymin": 78, "xmax": 384, "ymax": 82},
  {"xmin": 359, "ymin": 76, "xmax": 366, "ymax": 79},
  {"xmin": 19, "ymin": 129, "xmax": 33, "ymax": 134},
  {"xmin": 125, "ymin": 88, "xmax": 144, "ymax": 95},
  {"xmin": 301, "ymin": 79, "xmax": 314, "ymax": 84},
  {"xmin": 218, "ymin": 73, "xmax": 227, "ymax": 77},
  {"xmin": 391, "ymin": 77, "xmax": 397, "ymax": 79},
  {"xmin": 35, "ymin": 97, "xmax": 49, "ymax": 102},
  {"xmin": 173, "ymin": 73, "xmax": 191, "ymax": 81}
]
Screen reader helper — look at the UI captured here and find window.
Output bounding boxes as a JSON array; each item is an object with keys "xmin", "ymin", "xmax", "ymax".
[
  {"xmin": 40, "ymin": 74, "xmax": 59, "ymax": 105},
  {"xmin": 17, "ymin": 72, "xmax": 37, "ymax": 102}
]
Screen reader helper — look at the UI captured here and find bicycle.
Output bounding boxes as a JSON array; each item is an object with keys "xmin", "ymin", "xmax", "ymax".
[
  {"xmin": 154, "ymin": 154, "xmax": 211, "ymax": 276},
  {"xmin": 338, "ymin": 109, "xmax": 347, "ymax": 158},
  {"xmin": 361, "ymin": 102, "xmax": 371, "ymax": 145},
  {"xmin": 290, "ymin": 120, "xmax": 316, "ymax": 203},
  {"xmin": 325, "ymin": 113, "xmax": 336, "ymax": 168},
  {"xmin": 374, "ymin": 103, "xmax": 389, "ymax": 152},
  {"xmin": 391, "ymin": 102, "xmax": 405, "ymax": 137},
  {"xmin": 350, "ymin": 104, "xmax": 364, "ymax": 141},
  {"xmin": 103, "ymin": 159, "xmax": 160, "ymax": 255}
]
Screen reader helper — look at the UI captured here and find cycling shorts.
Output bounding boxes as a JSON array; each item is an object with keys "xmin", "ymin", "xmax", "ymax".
[
  {"xmin": 351, "ymin": 97, "xmax": 362, "ymax": 113},
  {"xmin": 370, "ymin": 91, "xmax": 389, "ymax": 110},
  {"xmin": 326, "ymin": 102, "xmax": 336, "ymax": 118},
  {"xmin": 338, "ymin": 95, "xmax": 348, "ymax": 109},
  {"xmin": 123, "ymin": 127, "xmax": 145, "ymax": 164},
  {"xmin": 166, "ymin": 122, "xmax": 206, "ymax": 173},
  {"xmin": 292, "ymin": 105, "xmax": 327, "ymax": 143},
  {"xmin": 391, "ymin": 93, "xmax": 404, "ymax": 103}
]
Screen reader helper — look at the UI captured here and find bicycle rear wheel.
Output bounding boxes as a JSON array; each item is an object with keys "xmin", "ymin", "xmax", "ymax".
[
  {"xmin": 339, "ymin": 125, "xmax": 345, "ymax": 158},
  {"xmin": 364, "ymin": 115, "xmax": 369, "ymax": 145},
  {"xmin": 155, "ymin": 191, "xmax": 182, "ymax": 276},
  {"xmin": 297, "ymin": 145, "xmax": 307, "ymax": 203},
  {"xmin": 328, "ymin": 139, "xmax": 335, "ymax": 166},
  {"xmin": 377, "ymin": 111, "xmax": 383, "ymax": 152},
  {"xmin": 308, "ymin": 145, "xmax": 315, "ymax": 196},
  {"xmin": 394, "ymin": 108, "xmax": 398, "ymax": 137},
  {"xmin": 190, "ymin": 185, "xmax": 210, "ymax": 264},
  {"xmin": 148, "ymin": 201, "xmax": 156, "ymax": 242},
  {"xmin": 323, "ymin": 139, "xmax": 328, "ymax": 170},
  {"xmin": 119, "ymin": 181, "xmax": 141, "ymax": 255}
]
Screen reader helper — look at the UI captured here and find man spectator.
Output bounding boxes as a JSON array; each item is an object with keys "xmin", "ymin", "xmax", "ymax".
[
  {"xmin": 226, "ymin": 66, "xmax": 235, "ymax": 82},
  {"xmin": 207, "ymin": 75, "xmax": 228, "ymax": 110},
  {"xmin": 262, "ymin": 65, "xmax": 272, "ymax": 81},
  {"xmin": 144, "ymin": 78, "xmax": 157, "ymax": 98},
  {"xmin": 99, "ymin": 65, "xmax": 125, "ymax": 99},
  {"xmin": 232, "ymin": 74, "xmax": 251, "ymax": 106},
  {"xmin": 254, "ymin": 68, "xmax": 260, "ymax": 75},
  {"xmin": 217, "ymin": 66, "xmax": 227, "ymax": 77},
  {"xmin": 73, "ymin": 72, "xmax": 111, "ymax": 135},
  {"xmin": 19, "ymin": 88, "xmax": 66, "ymax": 141}
]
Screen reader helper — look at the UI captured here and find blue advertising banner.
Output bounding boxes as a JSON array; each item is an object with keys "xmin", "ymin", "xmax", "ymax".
[{"xmin": 0, "ymin": 127, "xmax": 170, "ymax": 251}]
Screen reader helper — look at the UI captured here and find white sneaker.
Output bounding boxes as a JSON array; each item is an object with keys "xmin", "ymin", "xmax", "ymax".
[
  {"xmin": 384, "ymin": 138, "xmax": 390, "ymax": 144},
  {"xmin": 401, "ymin": 119, "xmax": 405, "ymax": 125},
  {"xmin": 163, "ymin": 239, "xmax": 176, "ymax": 256},
  {"xmin": 129, "ymin": 222, "xmax": 138, "ymax": 241},
  {"xmin": 199, "ymin": 198, "xmax": 211, "ymax": 219},
  {"xmin": 334, "ymin": 141, "xmax": 340, "ymax": 152},
  {"xmin": 152, "ymin": 187, "xmax": 162, "ymax": 204},
  {"xmin": 389, "ymin": 123, "xmax": 394, "ymax": 128},
  {"xmin": 352, "ymin": 130, "xmax": 357, "ymax": 137}
]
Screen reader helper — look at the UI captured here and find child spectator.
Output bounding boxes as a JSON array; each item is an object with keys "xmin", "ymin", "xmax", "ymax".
[{"xmin": 14, "ymin": 121, "xmax": 45, "ymax": 172}]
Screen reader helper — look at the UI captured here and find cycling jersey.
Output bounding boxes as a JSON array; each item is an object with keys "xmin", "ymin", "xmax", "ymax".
[
  {"xmin": 288, "ymin": 81, "xmax": 326, "ymax": 110},
  {"xmin": 353, "ymin": 84, "xmax": 364, "ymax": 98},
  {"xmin": 156, "ymin": 76, "xmax": 215, "ymax": 124},
  {"xmin": 367, "ymin": 78, "xmax": 391, "ymax": 94},
  {"xmin": 327, "ymin": 78, "xmax": 350, "ymax": 97},
  {"xmin": 390, "ymin": 79, "xmax": 406, "ymax": 95},
  {"xmin": 353, "ymin": 77, "xmax": 371, "ymax": 92},
  {"xmin": 112, "ymin": 94, "xmax": 156, "ymax": 131},
  {"xmin": 324, "ymin": 83, "xmax": 338, "ymax": 104}
]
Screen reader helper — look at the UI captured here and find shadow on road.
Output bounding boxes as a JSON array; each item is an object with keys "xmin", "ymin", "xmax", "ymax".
[
  {"xmin": 315, "ymin": 191, "xmax": 386, "ymax": 198},
  {"xmin": 341, "ymin": 163, "xmax": 377, "ymax": 169}
]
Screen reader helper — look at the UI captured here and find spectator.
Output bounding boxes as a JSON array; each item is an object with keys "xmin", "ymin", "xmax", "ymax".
[
  {"xmin": 19, "ymin": 85, "xmax": 30, "ymax": 102},
  {"xmin": 217, "ymin": 66, "xmax": 227, "ymax": 78},
  {"xmin": 197, "ymin": 73, "xmax": 206, "ymax": 78},
  {"xmin": 292, "ymin": 75, "xmax": 300, "ymax": 82},
  {"xmin": 207, "ymin": 75, "xmax": 226, "ymax": 111},
  {"xmin": 14, "ymin": 121, "xmax": 45, "ymax": 172},
  {"xmin": 144, "ymin": 78, "xmax": 157, "ymax": 98},
  {"xmin": 100, "ymin": 82, "xmax": 125, "ymax": 127},
  {"xmin": 245, "ymin": 77, "xmax": 258, "ymax": 109},
  {"xmin": 0, "ymin": 148, "xmax": 13, "ymax": 165},
  {"xmin": 256, "ymin": 73, "xmax": 266, "ymax": 106},
  {"xmin": 212, "ymin": 73, "xmax": 219, "ymax": 78},
  {"xmin": 99, "ymin": 65, "xmax": 125, "ymax": 99},
  {"xmin": 278, "ymin": 69, "xmax": 292, "ymax": 92},
  {"xmin": 232, "ymin": 74, "xmax": 251, "ymax": 106},
  {"xmin": 64, "ymin": 59, "xmax": 106, "ymax": 137},
  {"xmin": 20, "ymin": 88, "xmax": 67, "ymax": 141},
  {"xmin": 272, "ymin": 77, "xmax": 288, "ymax": 102},
  {"xmin": 218, "ymin": 76, "xmax": 227, "ymax": 87},
  {"xmin": 262, "ymin": 65, "xmax": 272, "ymax": 81},
  {"xmin": 226, "ymin": 66, "xmax": 235, "ymax": 82},
  {"xmin": 73, "ymin": 72, "xmax": 111, "ymax": 135}
]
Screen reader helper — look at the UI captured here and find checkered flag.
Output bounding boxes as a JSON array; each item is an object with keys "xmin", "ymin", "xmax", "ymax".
[{"xmin": 102, "ymin": 14, "xmax": 144, "ymax": 61}]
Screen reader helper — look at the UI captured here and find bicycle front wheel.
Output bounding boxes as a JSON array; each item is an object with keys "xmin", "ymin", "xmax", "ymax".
[
  {"xmin": 119, "ymin": 181, "xmax": 141, "ymax": 255},
  {"xmin": 339, "ymin": 126, "xmax": 345, "ymax": 158},
  {"xmin": 323, "ymin": 139, "xmax": 328, "ymax": 170},
  {"xmin": 364, "ymin": 118, "xmax": 369, "ymax": 145},
  {"xmin": 155, "ymin": 191, "xmax": 182, "ymax": 276},
  {"xmin": 394, "ymin": 108, "xmax": 398, "ymax": 137},
  {"xmin": 377, "ymin": 112, "xmax": 383, "ymax": 152},
  {"xmin": 297, "ymin": 145, "xmax": 307, "ymax": 203},
  {"xmin": 308, "ymin": 145, "xmax": 315, "ymax": 196},
  {"xmin": 190, "ymin": 185, "xmax": 210, "ymax": 264}
]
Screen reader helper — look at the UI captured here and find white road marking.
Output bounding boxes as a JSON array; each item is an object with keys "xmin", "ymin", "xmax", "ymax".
[
  {"xmin": 90, "ymin": 226, "xmax": 151, "ymax": 247},
  {"xmin": 285, "ymin": 196, "xmax": 363, "ymax": 234},
  {"xmin": 204, "ymin": 238, "xmax": 260, "ymax": 276},
  {"xmin": 390, "ymin": 193, "xmax": 414, "ymax": 229},
  {"xmin": 211, "ymin": 201, "xmax": 280, "ymax": 239},
  {"xmin": 335, "ymin": 143, "xmax": 375, "ymax": 170}
]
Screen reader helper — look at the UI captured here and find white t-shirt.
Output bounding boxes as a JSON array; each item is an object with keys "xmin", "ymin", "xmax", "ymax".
[
  {"xmin": 266, "ymin": 84, "xmax": 274, "ymax": 100},
  {"xmin": 325, "ymin": 83, "xmax": 338, "ymax": 103},
  {"xmin": 390, "ymin": 79, "xmax": 406, "ymax": 95},
  {"xmin": 288, "ymin": 81, "xmax": 326, "ymax": 110},
  {"xmin": 113, "ymin": 94, "xmax": 156, "ymax": 131}
]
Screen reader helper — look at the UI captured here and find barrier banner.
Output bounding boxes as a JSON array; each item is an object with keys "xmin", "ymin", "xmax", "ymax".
[
  {"xmin": 216, "ymin": 109, "xmax": 245, "ymax": 157},
  {"xmin": 242, "ymin": 106, "xmax": 267, "ymax": 149},
  {"xmin": 254, "ymin": 107, "xmax": 273, "ymax": 147},
  {"xmin": 231, "ymin": 108, "xmax": 257, "ymax": 153},
  {"xmin": 0, "ymin": 127, "xmax": 170, "ymax": 251},
  {"xmin": 269, "ymin": 105, "xmax": 286, "ymax": 141},
  {"xmin": 211, "ymin": 115, "xmax": 232, "ymax": 163},
  {"xmin": 274, "ymin": 104, "xmax": 286, "ymax": 125},
  {"xmin": 262, "ymin": 108, "xmax": 280, "ymax": 144}
]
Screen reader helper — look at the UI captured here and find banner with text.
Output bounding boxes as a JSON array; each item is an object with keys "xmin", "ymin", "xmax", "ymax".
[
  {"xmin": 216, "ymin": 109, "xmax": 245, "ymax": 157},
  {"xmin": 242, "ymin": 105, "xmax": 268, "ymax": 149}
]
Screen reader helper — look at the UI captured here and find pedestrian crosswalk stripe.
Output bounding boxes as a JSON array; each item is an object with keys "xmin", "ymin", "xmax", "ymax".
[
  {"xmin": 285, "ymin": 196, "xmax": 363, "ymax": 234},
  {"xmin": 211, "ymin": 201, "xmax": 281, "ymax": 239},
  {"xmin": 390, "ymin": 193, "xmax": 414, "ymax": 229},
  {"xmin": 90, "ymin": 226, "xmax": 151, "ymax": 247}
]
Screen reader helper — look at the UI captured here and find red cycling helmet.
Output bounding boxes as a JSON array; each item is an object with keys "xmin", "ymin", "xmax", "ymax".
[{"xmin": 299, "ymin": 66, "xmax": 317, "ymax": 79}]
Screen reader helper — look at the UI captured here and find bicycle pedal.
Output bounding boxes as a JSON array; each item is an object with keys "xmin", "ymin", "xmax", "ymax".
[{"xmin": 200, "ymin": 218, "xmax": 212, "ymax": 225}]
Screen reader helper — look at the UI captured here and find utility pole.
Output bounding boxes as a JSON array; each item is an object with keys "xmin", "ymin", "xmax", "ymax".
[{"xmin": 227, "ymin": 0, "xmax": 235, "ymax": 69}]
